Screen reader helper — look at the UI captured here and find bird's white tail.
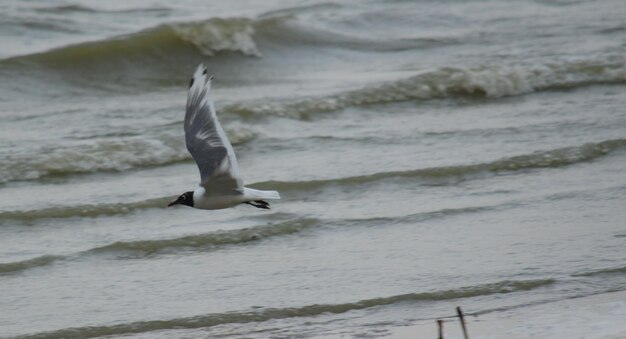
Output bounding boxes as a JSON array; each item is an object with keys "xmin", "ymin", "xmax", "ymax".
[{"xmin": 243, "ymin": 187, "xmax": 281, "ymax": 200}]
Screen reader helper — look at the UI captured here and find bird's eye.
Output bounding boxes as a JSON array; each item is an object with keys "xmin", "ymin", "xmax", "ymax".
[{"xmin": 180, "ymin": 195, "xmax": 186, "ymax": 200}]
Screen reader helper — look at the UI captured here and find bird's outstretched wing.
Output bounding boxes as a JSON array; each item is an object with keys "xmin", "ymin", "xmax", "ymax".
[{"xmin": 185, "ymin": 64, "xmax": 241, "ymax": 194}]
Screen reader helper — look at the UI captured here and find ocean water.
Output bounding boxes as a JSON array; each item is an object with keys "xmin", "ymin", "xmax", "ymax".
[{"xmin": 1, "ymin": 0, "xmax": 625, "ymax": 338}]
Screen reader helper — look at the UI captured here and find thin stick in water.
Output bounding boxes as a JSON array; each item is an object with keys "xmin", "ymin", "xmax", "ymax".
[
  {"xmin": 437, "ymin": 319, "xmax": 444, "ymax": 339},
  {"xmin": 456, "ymin": 306, "xmax": 469, "ymax": 339}
]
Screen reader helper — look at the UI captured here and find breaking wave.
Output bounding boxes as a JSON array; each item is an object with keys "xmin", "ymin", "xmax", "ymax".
[
  {"xmin": 0, "ymin": 127, "xmax": 256, "ymax": 184},
  {"xmin": 2, "ymin": 13, "xmax": 452, "ymax": 70},
  {"xmin": 3, "ymin": 17, "xmax": 267, "ymax": 69},
  {"xmin": 4, "ymin": 9, "xmax": 622, "ymax": 106},
  {"xmin": 18, "ymin": 279, "xmax": 553, "ymax": 338},
  {"xmin": 0, "ymin": 134, "xmax": 187, "ymax": 184},
  {"xmin": 225, "ymin": 57, "xmax": 626, "ymax": 118}
]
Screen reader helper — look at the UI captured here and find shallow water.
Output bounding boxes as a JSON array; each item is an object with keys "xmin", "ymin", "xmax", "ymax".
[{"xmin": 1, "ymin": 0, "xmax": 626, "ymax": 338}]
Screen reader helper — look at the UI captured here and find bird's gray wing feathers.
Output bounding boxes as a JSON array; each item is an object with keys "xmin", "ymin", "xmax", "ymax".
[{"xmin": 185, "ymin": 64, "xmax": 241, "ymax": 193}]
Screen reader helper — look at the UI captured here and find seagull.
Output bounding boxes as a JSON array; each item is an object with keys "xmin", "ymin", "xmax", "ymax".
[{"xmin": 168, "ymin": 64, "xmax": 280, "ymax": 210}]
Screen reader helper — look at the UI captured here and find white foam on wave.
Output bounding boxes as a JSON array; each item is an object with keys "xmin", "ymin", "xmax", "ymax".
[
  {"xmin": 170, "ymin": 18, "xmax": 261, "ymax": 57},
  {"xmin": 224, "ymin": 56, "xmax": 626, "ymax": 118},
  {"xmin": 0, "ymin": 126, "xmax": 257, "ymax": 183}
]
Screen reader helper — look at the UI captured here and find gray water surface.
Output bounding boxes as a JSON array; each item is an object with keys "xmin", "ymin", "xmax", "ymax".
[{"xmin": 1, "ymin": 0, "xmax": 626, "ymax": 338}]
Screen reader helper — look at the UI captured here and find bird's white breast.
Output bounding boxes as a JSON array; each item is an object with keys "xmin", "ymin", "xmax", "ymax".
[{"xmin": 192, "ymin": 186, "xmax": 244, "ymax": 210}]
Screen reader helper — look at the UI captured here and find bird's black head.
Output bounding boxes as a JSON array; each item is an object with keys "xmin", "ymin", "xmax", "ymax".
[{"xmin": 168, "ymin": 191, "xmax": 194, "ymax": 208}]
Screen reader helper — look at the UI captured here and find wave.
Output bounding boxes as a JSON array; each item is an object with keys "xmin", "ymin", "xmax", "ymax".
[
  {"xmin": 0, "ymin": 218, "xmax": 318, "ymax": 275},
  {"xmin": 224, "ymin": 57, "xmax": 626, "ymax": 119},
  {"xmin": 0, "ymin": 255, "xmax": 64, "ymax": 275},
  {"xmin": 0, "ymin": 127, "xmax": 256, "ymax": 184},
  {"xmin": 1, "ymin": 204, "xmax": 495, "ymax": 274},
  {"xmin": 0, "ymin": 135, "xmax": 186, "ymax": 184},
  {"xmin": 347, "ymin": 205, "xmax": 499, "ymax": 227},
  {"xmin": 18, "ymin": 279, "xmax": 553, "ymax": 338},
  {"xmin": 3, "ymin": 138, "xmax": 624, "ymax": 221},
  {"xmin": 0, "ymin": 191, "xmax": 493, "ymax": 223},
  {"xmin": 1, "ymin": 202, "xmax": 504, "ymax": 276},
  {"xmin": 252, "ymin": 138, "xmax": 626, "ymax": 191},
  {"xmin": 9, "ymin": 90, "xmax": 620, "ymax": 185},
  {"xmin": 3, "ymin": 17, "xmax": 267, "ymax": 69},
  {"xmin": 0, "ymin": 202, "xmax": 523, "ymax": 276},
  {"xmin": 89, "ymin": 218, "xmax": 319, "ymax": 256},
  {"xmin": 3, "ymin": 14, "xmax": 623, "ymax": 110},
  {"xmin": 2, "ymin": 10, "xmax": 624, "ymax": 102},
  {"xmin": 573, "ymin": 266, "xmax": 626, "ymax": 277},
  {"xmin": 34, "ymin": 4, "xmax": 172, "ymax": 15},
  {"xmin": 82, "ymin": 206, "xmax": 495, "ymax": 256},
  {"xmin": 2, "ymin": 12, "xmax": 452, "ymax": 71},
  {"xmin": 0, "ymin": 197, "xmax": 171, "ymax": 222}
]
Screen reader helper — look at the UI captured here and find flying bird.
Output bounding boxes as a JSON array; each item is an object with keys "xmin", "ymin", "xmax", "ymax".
[{"xmin": 168, "ymin": 64, "xmax": 280, "ymax": 210}]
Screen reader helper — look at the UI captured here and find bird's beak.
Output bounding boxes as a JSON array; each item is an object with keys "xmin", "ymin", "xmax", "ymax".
[{"xmin": 168, "ymin": 200, "xmax": 179, "ymax": 207}]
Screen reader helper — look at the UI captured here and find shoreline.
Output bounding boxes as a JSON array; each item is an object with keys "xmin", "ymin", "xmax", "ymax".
[{"xmin": 387, "ymin": 290, "xmax": 626, "ymax": 339}]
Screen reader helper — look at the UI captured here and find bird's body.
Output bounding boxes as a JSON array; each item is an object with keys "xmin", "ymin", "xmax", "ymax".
[{"xmin": 168, "ymin": 64, "xmax": 280, "ymax": 210}]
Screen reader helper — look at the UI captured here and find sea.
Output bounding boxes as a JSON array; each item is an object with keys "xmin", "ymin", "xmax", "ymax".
[{"xmin": 1, "ymin": 0, "xmax": 626, "ymax": 338}]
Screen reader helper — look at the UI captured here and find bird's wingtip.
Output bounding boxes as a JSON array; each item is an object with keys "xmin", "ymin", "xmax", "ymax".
[
  {"xmin": 189, "ymin": 63, "xmax": 213, "ymax": 89},
  {"xmin": 193, "ymin": 64, "xmax": 206, "ymax": 77},
  {"xmin": 193, "ymin": 63, "xmax": 213, "ymax": 80}
]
